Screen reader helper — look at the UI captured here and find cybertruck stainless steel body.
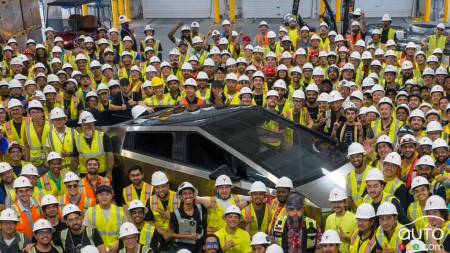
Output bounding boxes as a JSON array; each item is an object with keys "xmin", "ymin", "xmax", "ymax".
[{"xmin": 105, "ymin": 106, "xmax": 351, "ymax": 216}]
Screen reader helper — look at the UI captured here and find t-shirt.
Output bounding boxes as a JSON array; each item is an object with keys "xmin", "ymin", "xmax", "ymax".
[
  {"xmin": 30, "ymin": 246, "xmax": 61, "ymax": 253},
  {"xmin": 169, "ymin": 204, "xmax": 207, "ymax": 252},
  {"xmin": 54, "ymin": 227, "xmax": 104, "ymax": 253},
  {"xmin": 325, "ymin": 211, "xmax": 357, "ymax": 253},
  {"xmin": 215, "ymin": 227, "xmax": 252, "ymax": 253}
]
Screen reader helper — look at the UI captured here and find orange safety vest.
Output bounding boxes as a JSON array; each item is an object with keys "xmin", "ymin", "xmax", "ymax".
[
  {"xmin": 181, "ymin": 97, "xmax": 204, "ymax": 106},
  {"xmin": 123, "ymin": 183, "xmax": 153, "ymax": 206},
  {"xmin": 256, "ymin": 34, "xmax": 270, "ymax": 47},
  {"xmin": 59, "ymin": 193, "xmax": 95, "ymax": 213},
  {"xmin": 346, "ymin": 33, "xmax": 363, "ymax": 46},
  {"xmin": 79, "ymin": 176, "xmax": 111, "ymax": 200},
  {"xmin": 12, "ymin": 201, "xmax": 42, "ymax": 238}
]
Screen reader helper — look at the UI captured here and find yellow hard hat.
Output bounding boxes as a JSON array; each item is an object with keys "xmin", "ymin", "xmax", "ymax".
[{"xmin": 151, "ymin": 77, "xmax": 164, "ymax": 87}]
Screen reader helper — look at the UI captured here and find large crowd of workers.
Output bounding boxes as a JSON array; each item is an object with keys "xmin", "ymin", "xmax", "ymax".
[{"xmin": 0, "ymin": 6, "xmax": 448, "ymax": 253}]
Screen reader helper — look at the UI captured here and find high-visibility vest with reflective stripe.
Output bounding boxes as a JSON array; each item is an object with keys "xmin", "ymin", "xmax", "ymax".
[
  {"xmin": 425, "ymin": 221, "xmax": 449, "ymax": 246},
  {"xmin": 119, "ymin": 245, "xmax": 152, "ymax": 253},
  {"xmin": 207, "ymin": 194, "xmax": 241, "ymax": 232},
  {"xmin": 283, "ymin": 107, "xmax": 309, "ymax": 127},
  {"xmin": 149, "ymin": 190, "xmax": 179, "ymax": 230},
  {"xmin": 58, "ymin": 193, "xmax": 95, "ymax": 214},
  {"xmin": 273, "ymin": 215, "xmax": 318, "ymax": 249},
  {"xmin": 87, "ymin": 204, "xmax": 124, "ymax": 249},
  {"xmin": 349, "ymin": 230, "xmax": 376, "ymax": 253},
  {"xmin": 80, "ymin": 176, "xmax": 111, "ymax": 200},
  {"xmin": 61, "ymin": 96, "xmax": 79, "ymax": 121},
  {"xmin": 346, "ymin": 168, "xmax": 369, "ymax": 206},
  {"xmin": 375, "ymin": 223, "xmax": 408, "ymax": 252},
  {"xmin": 3, "ymin": 118, "xmax": 25, "ymax": 144},
  {"xmin": 428, "ymin": 35, "xmax": 447, "ymax": 55},
  {"xmin": 12, "ymin": 201, "xmax": 42, "ymax": 238},
  {"xmin": 383, "ymin": 178, "xmax": 404, "ymax": 197},
  {"xmin": 362, "ymin": 193, "xmax": 398, "ymax": 206},
  {"xmin": 8, "ymin": 188, "xmax": 44, "ymax": 208},
  {"xmin": 387, "ymin": 28, "xmax": 396, "ymax": 41},
  {"xmin": 139, "ymin": 222, "xmax": 156, "ymax": 246},
  {"xmin": 269, "ymin": 200, "xmax": 286, "ymax": 235},
  {"xmin": 47, "ymin": 126, "xmax": 76, "ymax": 171},
  {"xmin": 123, "ymin": 183, "xmax": 153, "ymax": 206},
  {"xmin": 75, "ymin": 130, "xmax": 107, "ymax": 174},
  {"xmin": 371, "ymin": 117, "xmax": 401, "ymax": 144},
  {"xmin": 60, "ymin": 226, "xmax": 95, "ymax": 251},
  {"xmin": 407, "ymin": 201, "xmax": 427, "ymax": 232},
  {"xmin": 24, "ymin": 118, "xmax": 50, "ymax": 167},
  {"xmin": 37, "ymin": 171, "xmax": 66, "ymax": 196},
  {"xmin": 242, "ymin": 203, "xmax": 272, "ymax": 236}
]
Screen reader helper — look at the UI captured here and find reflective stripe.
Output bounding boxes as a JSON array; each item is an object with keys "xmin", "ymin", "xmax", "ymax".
[
  {"xmin": 346, "ymin": 169, "xmax": 368, "ymax": 206},
  {"xmin": 384, "ymin": 178, "xmax": 403, "ymax": 196}
]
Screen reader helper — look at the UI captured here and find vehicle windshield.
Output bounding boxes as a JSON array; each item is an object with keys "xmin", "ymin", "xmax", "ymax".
[{"xmin": 201, "ymin": 109, "xmax": 348, "ymax": 186}]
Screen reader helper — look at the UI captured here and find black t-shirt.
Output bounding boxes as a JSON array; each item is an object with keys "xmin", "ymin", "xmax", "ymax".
[
  {"xmin": 11, "ymin": 164, "xmax": 22, "ymax": 177},
  {"xmin": 31, "ymin": 246, "xmax": 61, "ymax": 253},
  {"xmin": 169, "ymin": 204, "xmax": 207, "ymax": 252},
  {"xmin": 111, "ymin": 92, "xmax": 142, "ymax": 107},
  {"xmin": 254, "ymin": 94, "xmax": 264, "ymax": 106},
  {"xmin": 306, "ymin": 105, "xmax": 319, "ymax": 121},
  {"xmin": 53, "ymin": 227, "xmax": 104, "ymax": 253},
  {"xmin": 13, "ymin": 122, "xmax": 22, "ymax": 138}
]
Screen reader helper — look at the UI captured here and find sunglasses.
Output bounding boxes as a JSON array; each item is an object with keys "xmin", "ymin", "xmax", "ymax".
[
  {"xmin": 67, "ymin": 184, "xmax": 78, "ymax": 189},
  {"xmin": 206, "ymin": 242, "xmax": 219, "ymax": 249}
]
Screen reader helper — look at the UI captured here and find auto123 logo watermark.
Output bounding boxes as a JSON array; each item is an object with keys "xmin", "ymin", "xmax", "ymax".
[{"xmin": 398, "ymin": 215, "xmax": 445, "ymax": 251}]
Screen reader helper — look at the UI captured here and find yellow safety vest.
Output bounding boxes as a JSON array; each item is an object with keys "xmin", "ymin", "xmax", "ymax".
[
  {"xmin": 375, "ymin": 223, "xmax": 408, "ymax": 252},
  {"xmin": 3, "ymin": 118, "xmax": 25, "ymax": 145},
  {"xmin": 139, "ymin": 222, "xmax": 156, "ymax": 246},
  {"xmin": 241, "ymin": 203, "xmax": 272, "ymax": 236},
  {"xmin": 407, "ymin": 201, "xmax": 427, "ymax": 232},
  {"xmin": 196, "ymin": 89, "xmax": 211, "ymax": 102},
  {"xmin": 346, "ymin": 168, "xmax": 369, "ymax": 206},
  {"xmin": 37, "ymin": 171, "xmax": 66, "ymax": 196},
  {"xmin": 148, "ymin": 190, "xmax": 179, "ymax": 230},
  {"xmin": 46, "ymin": 126, "xmax": 76, "ymax": 171},
  {"xmin": 371, "ymin": 117, "xmax": 401, "ymax": 144},
  {"xmin": 425, "ymin": 221, "xmax": 449, "ymax": 247},
  {"xmin": 273, "ymin": 215, "xmax": 318, "ymax": 250},
  {"xmin": 387, "ymin": 28, "xmax": 396, "ymax": 41},
  {"xmin": 23, "ymin": 118, "xmax": 50, "ymax": 167},
  {"xmin": 207, "ymin": 195, "xmax": 241, "ymax": 232},
  {"xmin": 349, "ymin": 231, "xmax": 377, "ymax": 253},
  {"xmin": 163, "ymin": 93, "xmax": 181, "ymax": 106},
  {"xmin": 61, "ymin": 96, "xmax": 80, "ymax": 121},
  {"xmin": 269, "ymin": 200, "xmax": 286, "ymax": 234},
  {"xmin": 122, "ymin": 182, "xmax": 153, "ymax": 206},
  {"xmin": 362, "ymin": 193, "xmax": 398, "ymax": 206},
  {"xmin": 428, "ymin": 35, "xmax": 447, "ymax": 55},
  {"xmin": 144, "ymin": 95, "xmax": 166, "ymax": 108},
  {"xmin": 87, "ymin": 204, "xmax": 124, "ymax": 249},
  {"xmin": 383, "ymin": 178, "xmax": 404, "ymax": 197},
  {"xmin": 75, "ymin": 130, "xmax": 107, "ymax": 174}
]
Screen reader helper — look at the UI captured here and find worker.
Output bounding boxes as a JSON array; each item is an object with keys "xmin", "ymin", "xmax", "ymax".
[
  {"xmin": 241, "ymin": 181, "xmax": 272, "ymax": 236},
  {"xmin": 214, "ymin": 205, "xmax": 252, "ymax": 253},
  {"xmin": 407, "ymin": 176, "xmax": 432, "ymax": 232},
  {"xmin": 123, "ymin": 165, "xmax": 153, "ymax": 207},
  {"xmin": 423, "ymin": 195, "xmax": 449, "ymax": 251},
  {"xmin": 3, "ymin": 98, "xmax": 25, "ymax": 144},
  {"xmin": 422, "ymin": 23, "xmax": 447, "ymax": 56},
  {"xmin": 29, "ymin": 219, "xmax": 63, "ymax": 253},
  {"xmin": 362, "ymin": 169, "xmax": 409, "ymax": 225},
  {"xmin": 79, "ymin": 158, "xmax": 111, "ymax": 200},
  {"xmin": 345, "ymin": 142, "xmax": 369, "ymax": 208},
  {"xmin": 118, "ymin": 222, "xmax": 153, "ymax": 253},
  {"xmin": 0, "ymin": 162, "xmax": 15, "ymax": 210},
  {"xmin": 61, "ymin": 79, "xmax": 82, "ymax": 126},
  {"xmin": 85, "ymin": 185, "xmax": 125, "ymax": 251},
  {"xmin": 75, "ymin": 111, "xmax": 113, "ymax": 179},
  {"xmin": 11, "ymin": 176, "xmax": 41, "ymax": 238},
  {"xmin": 127, "ymin": 200, "xmax": 159, "ymax": 250},
  {"xmin": 319, "ymin": 230, "xmax": 341, "ymax": 253},
  {"xmin": 349, "ymin": 203, "xmax": 377, "ymax": 253},
  {"xmin": 250, "ymin": 232, "xmax": 271, "ymax": 252},
  {"xmin": 8, "ymin": 141, "xmax": 25, "ymax": 176},
  {"xmin": 272, "ymin": 191, "xmax": 320, "ymax": 252},
  {"xmin": 181, "ymin": 78, "xmax": 204, "ymax": 106},
  {"xmin": 22, "ymin": 100, "xmax": 50, "ymax": 173},
  {"xmin": 196, "ymin": 175, "xmax": 246, "ymax": 233},
  {"xmin": 283, "ymin": 89, "xmax": 313, "ymax": 128},
  {"xmin": 54, "ymin": 204, "xmax": 106, "ymax": 252},
  {"xmin": 5, "ymin": 163, "xmax": 44, "ymax": 208},
  {"xmin": 59, "ymin": 171, "xmax": 95, "ymax": 214},
  {"xmin": 144, "ymin": 171, "xmax": 178, "ymax": 250},
  {"xmin": 37, "ymin": 152, "xmax": 66, "ymax": 196},
  {"xmin": 380, "ymin": 14, "xmax": 397, "ymax": 44},
  {"xmin": 325, "ymin": 187, "xmax": 357, "ymax": 253},
  {"xmin": 332, "ymin": 102, "xmax": 363, "ymax": 149},
  {"xmin": 40, "ymin": 194, "xmax": 67, "ymax": 233},
  {"xmin": 370, "ymin": 97, "xmax": 400, "ymax": 144},
  {"xmin": 414, "ymin": 154, "xmax": 446, "ymax": 200},
  {"xmin": 254, "ymin": 20, "xmax": 270, "ymax": 47},
  {"xmin": 268, "ymin": 176, "xmax": 292, "ymax": 234},
  {"xmin": 374, "ymin": 202, "xmax": 409, "ymax": 252},
  {"xmin": 169, "ymin": 182, "xmax": 206, "ymax": 252},
  {"xmin": 46, "ymin": 107, "xmax": 78, "ymax": 171},
  {"xmin": 381, "ymin": 152, "xmax": 409, "ymax": 207},
  {"xmin": 0, "ymin": 208, "xmax": 30, "ymax": 252}
]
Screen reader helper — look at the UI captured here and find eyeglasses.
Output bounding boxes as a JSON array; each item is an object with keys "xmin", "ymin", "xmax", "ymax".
[
  {"xmin": 67, "ymin": 184, "xmax": 78, "ymax": 189},
  {"xmin": 35, "ymin": 229, "xmax": 52, "ymax": 235},
  {"xmin": 206, "ymin": 242, "xmax": 219, "ymax": 249}
]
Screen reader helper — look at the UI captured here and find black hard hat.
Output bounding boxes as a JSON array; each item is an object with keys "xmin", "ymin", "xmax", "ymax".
[{"xmin": 286, "ymin": 191, "xmax": 305, "ymax": 209}]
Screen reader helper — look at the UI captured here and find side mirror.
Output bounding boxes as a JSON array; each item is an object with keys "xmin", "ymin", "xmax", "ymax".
[{"xmin": 209, "ymin": 165, "xmax": 240, "ymax": 181}]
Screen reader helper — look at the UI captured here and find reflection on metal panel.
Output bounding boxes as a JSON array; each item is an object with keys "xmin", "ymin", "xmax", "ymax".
[
  {"xmin": 242, "ymin": 0, "xmax": 313, "ymax": 18},
  {"xmin": 142, "ymin": 0, "xmax": 212, "ymax": 18}
]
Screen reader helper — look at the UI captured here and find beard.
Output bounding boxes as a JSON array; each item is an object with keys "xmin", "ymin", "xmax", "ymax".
[{"xmin": 288, "ymin": 216, "xmax": 301, "ymax": 227}]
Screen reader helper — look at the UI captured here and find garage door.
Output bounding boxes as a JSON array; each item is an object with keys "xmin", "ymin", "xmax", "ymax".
[
  {"xmin": 142, "ymin": 0, "xmax": 211, "ymax": 18},
  {"xmin": 356, "ymin": 0, "xmax": 413, "ymax": 17},
  {"xmin": 242, "ymin": 0, "xmax": 314, "ymax": 19}
]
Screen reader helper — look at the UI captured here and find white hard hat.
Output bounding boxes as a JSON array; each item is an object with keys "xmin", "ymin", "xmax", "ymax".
[
  {"xmin": 184, "ymin": 78, "xmax": 197, "ymax": 88},
  {"xmin": 399, "ymin": 134, "xmax": 417, "ymax": 146},
  {"xmin": 367, "ymin": 106, "xmax": 380, "ymax": 116},
  {"xmin": 382, "ymin": 14, "xmax": 392, "ymax": 21},
  {"xmin": 47, "ymin": 151, "xmax": 62, "ymax": 162},
  {"xmin": 365, "ymin": 169, "xmax": 384, "ymax": 182},
  {"xmin": 236, "ymin": 57, "xmax": 248, "ymax": 65},
  {"xmin": 405, "ymin": 42, "xmax": 416, "ymax": 49},
  {"xmin": 436, "ymin": 23, "xmax": 445, "ymax": 29},
  {"xmin": 224, "ymin": 205, "xmax": 241, "ymax": 216},
  {"xmin": 101, "ymin": 63, "xmax": 113, "ymax": 72},
  {"xmin": 20, "ymin": 164, "xmax": 39, "ymax": 176},
  {"xmin": 343, "ymin": 101, "xmax": 358, "ymax": 111},
  {"xmin": 177, "ymin": 181, "xmax": 198, "ymax": 197},
  {"xmin": 273, "ymin": 79, "xmax": 287, "ymax": 90},
  {"xmin": 176, "ymin": 250, "xmax": 192, "ymax": 253},
  {"xmin": 10, "ymin": 57, "xmax": 23, "ymax": 66},
  {"xmin": 181, "ymin": 62, "xmax": 193, "ymax": 71},
  {"xmin": 312, "ymin": 67, "xmax": 324, "ymax": 76},
  {"xmin": 342, "ymin": 63, "xmax": 355, "ymax": 71},
  {"xmin": 328, "ymin": 90, "xmax": 343, "ymax": 102},
  {"xmin": 204, "ymin": 58, "xmax": 215, "ymax": 67},
  {"xmin": 422, "ymin": 67, "xmax": 435, "ymax": 76},
  {"xmin": 320, "ymin": 230, "xmax": 341, "ymax": 244},
  {"xmin": 128, "ymin": 199, "xmax": 146, "ymax": 211},
  {"xmin": 430, "ymin": 85, "xmax": 444, "ymax": 94},
  {"xmin": 50, "ymin": 106, "xmax": 69, "ymax": 119},
  {"xmin": 410, "ymin": 176, "xmax": 430, "ymax": 191},
  {"xmin": 63, "ymin": 171, "xmax": 80, "ymax": 183},
  {"xmin": 432, "ymin": 138, "xmax": 448, "ymax": 150},
  {"xmin": 426, "ymin": 55, "xmax": 439, "ymax": 63},
  {"xmin": 226, "ymin": 73, "xmax": 238, "ymax": 81},
  {"xmin": 424, "ymin": 195, "xmax": 447, "ymax": 211},
  {"xmin": 151, "ymin": 171, "xmax": 169, "ymax": 186},
  {"xmin": 27, "ymin": 100, "xmax": 43, "ymax": 110},
  {"xmin": 292, "ymin": 90, "xmax": 305, "ymax": 100},
  {"xmin": 267, "ymin": 31, "xmax": 276, "ymax": 39},
  {"xmin": 75, "ymin": 54, "xmax": 87, "ymax": 62},
  {"xmin": 377, "ymin": 97, "xmax": 393, "ymax": 108},
  {"xmin": 119, "ymin": 222, "xmax": 139, "ymax": 238},
  {"xmin": 240, "ymin": 87, "xmax": 253, "ymax": 97},
  {"xmin": 436, "ymin": 67, "xmax": 448, "ymax": 75},
  {"xmin": 149, "ymin": 56, "xmax": 161, "ymax": 63},
  {"xmin": 238, "ymin": 75, "xmax": 249, "ymax": 82},
  {"xmin": 350, "ymin": 90, "xmax": 363, "ymax": 101},
  {"xmin": 131, "ymin": 105, "xmax": 148, "ymax": 119},
  {"xmin": 296, "ymin": 47, "xmax": 307, "ymax": 56},
  {"xmin": 47, "ymin": 74, "xmax": 59, "ymax": 83},
  {"xmin": 119, "ymin": 15, "xmax": 130, "ymax": 24},
  {"xmin": 355, "ymin": 203, "xmax": 376, "ymax": 219},
  {"xmin": 317, "ymin": 92, "xmax": 329, "ymax": 103},
  {"xmin": 401, "ymin": 60, "xmax": 413, "ymax": 70},
  {"xmin": 347, "ymin": 142, "xmax": 365, "ymax": 158},
  {"xmin": 0, "ymin": 208, "xmax": 19, "ymax": 222},
  {"xmin": 85, "ymin": 91, "xmax": 98, "ymax": 100},
  {"xmin": 281, "ymin": 51, "xmax": 292, "ymax": 59},
  {"xmin": 41, "ymin": 194, "xmax": 59, "ymax": 207},
  {"xmin": 219, "ymin": 38, "xmax": 229, "ymax": 45},
  {"xmin": 426, "ymin": 121, "xmax": 443, "ymax": 133},
  {"xmin": 221, "ymin": 19, "xmax": 231, "ymax": 26},
  {"xmin": 350, "ymin": 51, "xmax": 361, "ymax": 60},
  {"xmin": 190, "ymin": 21, "xmax": 200, "ymax": 28},
  {"xmin": 215, "ymin": 175, "xmax": 232, "ymax": 187},
  {"xmin": 250, "ymin": 181, "xmax": 267, "ymax": 193},
  {"xmin": 371, "ymin": 29, "xmax": 381, "ymax": 35},
  {"xmin": 43, "ymin": 85, "xmax": 57, "ymax": 94},
  {"xmin": 433, "ymin": 48, "xmax": 443, "ymax": 54},
  {"xmin": 51, "ymin": 58, "xmax": 62, "ymax": 65},
  {"xmin": 384, "ymin": 152, "xmax": 401, "ymax": 167},
  {"xmin": 167, "ymin": 75, "xmax": 179, "ymax": 83},
  {"xmin": 275, "ymin": 176, "xmax": 293, "ymax": 188},
  {"xmin": 8, "ymin": 79, "xmax": 22, "ymax": 89},
  {"xmin": 266, "ymin": 244, "xmax": 284, "ymax": 253},
  {"xmin": 377, "ymin": 202, "xmax": 398, "ymax": 216},
  {"xmin": 291, "ymin": 66, "xmax": 302, "ymax": 74},
  {"xmin": 81, "ymin": 245, "xmax": 99, "ymax": 253},
  {"xmin": 0, "ymin": 162, "xmax": 12, "ymax": 174},
  {"xmin": 192, "ymin": 36, "xmax": 203, "ymax": 44},
  {"xmin": 277, "ymin": 64, "xmax": 288, "ymax": 72},
  {"xmin": 384, "ymin": 65, "xmax": 397, "ymax": 74},
  {"xmin": 62, "ymin": 204, "xmax": 81, "ymax": 218},
  {"xmin": 418, "ymin": 137, "xmax": 432, "ymax": 147},
  {"xmin": 266, "ymin": 90, "xmax": 279, "ymax": 99},
  {"xmin": 108, "ymin": 79, "xmax": 120, "ymax": 88},
  {"xmin": 351, "ymin": 21, "xmax": 360, "ymax": 27},
  {"xmin": 251, "ymin": 232, "xmax": 271, "ymax": 246},
  {"xmin": 303, "ymin": 63, "xmax": 313, "ymax": 70},
  {"xmin": 361, "ymin": 51, "xmax": 372, "ymax": 60},
  {"xmin": 329, "ymin": 187, "xmax": 347, "ymax": 202},
  {"xmin": 33, "ymin": 219, "xmax": 53, "ymax": 232},
  {"xmin": 361, "ymin": 77, "xmax": 375, "ymax": 88},
  {"xmin": 78, "ymin": 111, "xmax": 96, "ymax": 124}
]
